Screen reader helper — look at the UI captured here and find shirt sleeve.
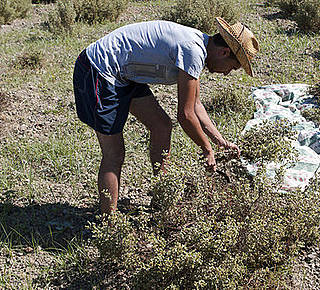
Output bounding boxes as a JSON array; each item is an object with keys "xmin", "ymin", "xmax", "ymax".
[{"xmin": 174, "ymin": 41, "xmax": 206, "ymax": 79}]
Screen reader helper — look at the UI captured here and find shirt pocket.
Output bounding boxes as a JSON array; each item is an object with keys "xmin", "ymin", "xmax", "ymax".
[{"xmin": 123, "ymin": 63, "xmax": 177, "ymax": 85}]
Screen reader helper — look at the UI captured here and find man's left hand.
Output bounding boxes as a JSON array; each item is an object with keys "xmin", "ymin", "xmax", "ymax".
[{"xmin": 223, "ymin": 141, "xmax": 240, "ymax": 158}]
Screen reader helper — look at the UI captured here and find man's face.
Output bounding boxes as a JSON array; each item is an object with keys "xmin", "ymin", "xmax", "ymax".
[{"xmin": 206, "ymin": 47, "xmax": 241, "ymax": 76}]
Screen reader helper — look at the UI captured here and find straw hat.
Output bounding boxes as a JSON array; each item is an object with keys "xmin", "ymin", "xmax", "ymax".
[{"xmin": 215, "ymin": 17, "xmax": 260, "ymax": 77}]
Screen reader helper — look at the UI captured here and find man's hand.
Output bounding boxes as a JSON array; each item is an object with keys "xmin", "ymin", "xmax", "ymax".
[
  {"xmin": 222, "ymin": 141, "xmax": 240, "ymax": 158},
  {"xmin": 203, "ymin": 149, "xmax": 217, "ymax": 172}
]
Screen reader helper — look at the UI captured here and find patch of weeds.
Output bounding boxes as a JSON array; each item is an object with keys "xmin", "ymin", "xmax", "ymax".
[
  {"xmin": 205, "ymin": 86, "xmax": 255, "ymax": 117},
  {"xmin": 0, "ymin": 0, "xmax": 31, "ymax": 25},
  {"xmin": 0, "ymin": 200, "xmax": 96, "ymax": 251},
  {"xmin": 13, "ymin": 49, "xmax": 44, "ymax": 70},
  {"xmin": 239, "ymin": 119, "xmax": 298, "ymax": 164},
  {"xmin": 74, "ymin": 0, "xmax": 129, "ymax": 24},
  {"xmin": 161, "ymin": 0, "xmax": 240, "ymax": 34},
  {"xmin": 32, "ymin": 0, "xmax": 55, "ymax": 3},
  {"xmin": 0, "ymin": 120, "xmax": 100, "ymax": 207},
  {"xmin": 276, "ymin": 0, "xmax": 320, "ymax": 33},
  {"xmin": 0, "ymin": 90, "xmax": 9, "ymax": 112},
  {"xmin": 47, "ymin": 0, "xmax": 76, "ymax": 35},
  {"xmin": 36, "ymin": 240, "xmax": 100, "ymax": 288},
  {"xmin": 89, "ymin": 147, "xmax": 320, "ymax": 288}
]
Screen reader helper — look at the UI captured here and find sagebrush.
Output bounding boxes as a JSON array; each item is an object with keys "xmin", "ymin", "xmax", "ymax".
[
  {"xmin": 74, "ymin": 0, "xmax": 129, "ymax": 24},
  {"xmin": 90, "ymin": 135, "xmax": 320, "ymax": 288},
  {"xmin": 0, "ymin": 0, "xmax": 31, "ymax": 25},
  {"xmin": 239, "ymin": 119, "xmax": 298, "ymax": 163},
  {"xmin": 47, "ymin": 0, "xmax": 75, "ymax": 35},
  {"xmin": 277, "ymin": 0, "xmax": 320, "ymax": 32},
  {"xmin": 13, "ymin": 49, "xmax": 44, "ymax": 69},
  {"xmin": 162, "ymin": 0, "xmax": 240, "ymax": 33},
  {"xmin": 47, "ymin": 0, "xmax": 129, "ymax": 34}
]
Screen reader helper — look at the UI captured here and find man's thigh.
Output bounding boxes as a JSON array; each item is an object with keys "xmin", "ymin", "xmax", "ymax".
[{"xmin": 129, "ymin": 94, "xmax": 171, "ymax": 130}]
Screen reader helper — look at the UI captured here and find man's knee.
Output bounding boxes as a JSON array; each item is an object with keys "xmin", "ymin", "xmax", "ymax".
[
  {"xmin": 152, "ymin": 115, "xmax": 172, "ymax": 137},
  {"xmin": 101, "ymin": 152, "xmax": 125, "ymax": 170},
  {"xmin": 96, "ymin": 132, "xmax": 125, "ymax": 168}
]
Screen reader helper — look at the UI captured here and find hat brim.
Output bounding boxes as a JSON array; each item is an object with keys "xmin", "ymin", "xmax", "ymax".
[{"xmin": 215, "ymin": 17, "xmax": 253, "ymax": 77}]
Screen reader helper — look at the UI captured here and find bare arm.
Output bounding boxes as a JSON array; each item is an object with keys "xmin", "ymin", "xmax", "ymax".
[
  {"xmin": 194, "ymin": 80, "xmax": 240, "ymax": 156},
  {"xmin": 177, "ymin": 70, "xmax": 217, "ymax": 170}
]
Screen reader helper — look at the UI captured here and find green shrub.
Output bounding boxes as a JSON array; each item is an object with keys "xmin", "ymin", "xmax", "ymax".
[
  {"xmin": 277, "ymin": 0, "xmax": 320, "ymax": 32},
  {"xmin": 309, "ymin": 82, "xmax": 320, "ymax": 97},
  {"xmin": 13, "ymin": 49, "xmax": 45, "ymax": 70},
  {"xmin": 0, "ymin": 0, "xmax": 31, "ymax": 25},
  {"xmin": 46, "ymin": 0, "xmax": 129, "ymax": 34},
  {"xmin": 299, "ymin": 83, "xmax": 320, "ymax": 127},
  {"xmin": 161, "ymin": 0, "xmax": 240, "ymax": 34},
  {"xmin": 32, "ymin": 0, "xmax": 55, "ymax": 3},
  {"xmin": 207, "ymin": 86, "xmax": 255, "ymax": 117},
  {"xmin": 277, "ymin": 0, "xmax": 301, "ymax": 15},
  {"xmin": 74, "ymin": 0, "xmax": 129, "ymax": 24},
  {"xmin": 302, "ymin": 108, "xmax": 320, "ymax": 126},
  {"xmin": 292, "ymin": 0, "xmax": 320, "ymax": 32},
  {"xmin": 47, "ymin": 0, "xmax": 76, "ymax": 35},
  {"xmin": 239, "ymin": 119, "xmax": 298, "ymax": 164},
  {"xmin": 90, "ymin": 142, "xmax": 320, "ymax": 288}
]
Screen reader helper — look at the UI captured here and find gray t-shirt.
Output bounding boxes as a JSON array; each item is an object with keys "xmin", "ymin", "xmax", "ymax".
[{"xmin": 86, "ymin": 20, "xmax": 209, "ymax": 86}]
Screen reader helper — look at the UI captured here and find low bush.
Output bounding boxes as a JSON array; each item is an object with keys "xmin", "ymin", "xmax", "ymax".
[
  {"xmin": 161, "ymin": 0, "xmax": 240, "ymax": 34},
  {"xmin": 207, "ymin": 86, "xmax": 255, "ymax": 116},
  {"xmin": 301, "ymin": 83, "xmax": 320, "ymax": 126},
  {"xmin": 302, "ymin": 108, "xmax": 320, "ymax": 126},
  {"xmin": 0, "ymin": 0, "xmax": 31, "ymax": 25},
  {"xmin": 292, "ymin": 0, "xmax": 320, "ymax": 32},
  {"xmin": 32, "ymin": 0, "xmax": 55, "ymax": 3},
  {"xmin": 13, "ymin": 49, "xmax": 44, "ymax": 70},
  {"xmin": 90, "ymin": 134, "xmax": 320, "ymax": 288},
  {"xmin": 74, "ymin": 0, "xmax": 129, "ymax": 24},
  {"xmin": 239, "ymin": 119, "xmax": 298, "ymax": 164},
  {"xmin": 309, "ymin": 82, "xmax": 320, "ymax": 97},
  {"xmin": 47, "ymin": 0, "xmax": 75, "ymax": 35},
  {"xmin": 277, "ymin": 0, "xmax": 301, "ymax": 15},
  {"xmin": 46, "ymin": 0, "xmax": 129, "ymax": 34},
  {"xmin": 277, "ymin": 0, "xmax": 320, "ymax": 33}
]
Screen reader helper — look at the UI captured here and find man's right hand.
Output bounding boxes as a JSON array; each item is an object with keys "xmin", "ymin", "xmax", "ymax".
[{"xmin": 203, "ymin": 149, "xmax": 217, "ymax": 172}]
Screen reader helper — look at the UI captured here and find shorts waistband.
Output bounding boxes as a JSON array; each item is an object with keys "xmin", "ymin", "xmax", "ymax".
[{"xmin": 77, "ymin": 49, "xmax": 91, "ymax": 70}]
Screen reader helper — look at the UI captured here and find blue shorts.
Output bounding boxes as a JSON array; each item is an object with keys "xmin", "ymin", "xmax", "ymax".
[{"xmin": 73, "ymin": 50, "xmax": 152, "ymax": 135}]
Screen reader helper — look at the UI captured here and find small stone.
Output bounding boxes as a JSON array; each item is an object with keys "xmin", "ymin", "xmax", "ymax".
[
  {"xmin": 24, "ymin": 247, "xmax": 33, "ymax": 254},
  {"xmin": 308, "ymin": 253, "xmax": 317, "ymax": 259}
]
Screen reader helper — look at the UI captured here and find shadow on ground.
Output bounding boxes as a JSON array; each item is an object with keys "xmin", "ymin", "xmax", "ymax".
[
  {"xmin": 312, "ymin": 51, "xmax": 320, "ymax": 60},
  {"xmin": 0, "ymin": 193, "xmax": 98, "ymax": 249}
]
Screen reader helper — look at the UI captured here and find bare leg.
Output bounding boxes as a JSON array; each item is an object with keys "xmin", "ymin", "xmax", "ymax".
[
  {"xmin": 130, "ymin": 94, "xmax": 172, "ymax": 175},
  {"xmin": 96, "ymin": 131, "xmax": 125, "ymax": 216}
]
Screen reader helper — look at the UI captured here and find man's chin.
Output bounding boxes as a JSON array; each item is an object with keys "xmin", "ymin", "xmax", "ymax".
[
  {"xmin": 207, "ymin": 66, "xmax": 223, "ymax": 74},
  {"xmin": 209, "ymin": 67, "xmax": 224, "ymax": 74}
]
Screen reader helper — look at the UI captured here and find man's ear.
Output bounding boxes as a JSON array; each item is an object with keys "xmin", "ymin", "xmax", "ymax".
[{"xmin": 218, "ymin": 47, "xmax": 231, "ymax": 57}]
